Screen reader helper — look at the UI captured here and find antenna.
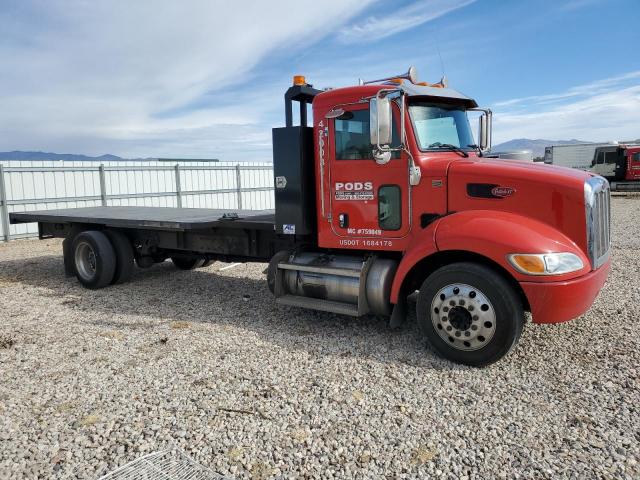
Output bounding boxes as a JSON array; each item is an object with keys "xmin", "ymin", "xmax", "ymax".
[{"xmin": 435, "ymin": 34, "xmax": 446, "ymax": 78}]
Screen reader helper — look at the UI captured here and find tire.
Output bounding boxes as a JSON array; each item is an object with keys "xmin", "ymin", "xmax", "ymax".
[
  {"xmin": 200, "ymin": 260, "xmax": 215, "ymax": 268},
  {"xmin": 416, "ymin": 262, "xmax": 524, "ymax": 367},
  {"xmin": 104, "ymin": 230, "xmax": 134, "ymax": 285},
  {"xmin": 171, "ymin": 256, "xmax": 205, "ymax": 270},
  {"xmin": 267, "ymin": 250, "xmax": 292, "ymax": 295},
  {"xmin": 63, "ymin": 225, "xmax": 87, "ymax": 277},
  {"xmin": 72, "ymin": 231, "xmax": 116, "ymax": 289}
]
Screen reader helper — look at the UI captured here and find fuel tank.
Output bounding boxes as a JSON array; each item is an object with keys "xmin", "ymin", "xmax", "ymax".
[{"xmin": 282, "ymin": 252, "xmax": 397, "ymax": 315}]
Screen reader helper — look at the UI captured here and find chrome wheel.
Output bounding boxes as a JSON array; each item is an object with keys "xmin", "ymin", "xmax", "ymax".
[
  {"xmin": 75, "ymin": 241, "xmax": 97, "ymax": 281},
  {"xmin": 430, "ymin": 283, "xmax": 496, "ymax": 351}
]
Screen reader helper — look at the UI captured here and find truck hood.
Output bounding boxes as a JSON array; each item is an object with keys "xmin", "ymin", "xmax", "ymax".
[{"xmin": 446, "ymin": 157, "xmax": 591, "ymax": 254}]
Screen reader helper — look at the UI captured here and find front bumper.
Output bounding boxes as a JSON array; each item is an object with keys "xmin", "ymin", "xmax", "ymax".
[{"xmin": 520, "ymin": 259, "xmax": 611, "ymax": 324}]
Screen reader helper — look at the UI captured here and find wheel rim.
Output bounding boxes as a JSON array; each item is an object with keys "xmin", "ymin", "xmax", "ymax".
[
  {"xmin": 75, "ymin": 241, "xmax": 97, "ymax": 281},
  {"xmin": 430, "ymin": 283, "xmax": 496, "ymax": 351}
]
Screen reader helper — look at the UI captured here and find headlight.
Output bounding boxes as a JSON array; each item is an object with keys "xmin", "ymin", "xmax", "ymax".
[{"xmin": 507, "ymin": 253, "xmax": 584, "ymax": 276}]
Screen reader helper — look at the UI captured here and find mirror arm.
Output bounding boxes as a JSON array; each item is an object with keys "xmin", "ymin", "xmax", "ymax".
[
  {"xmin": 470, "ymin": 107, "xmax": 493, "ymax": 152},
  {"xmin": 400, "ymin": 93, "xmax": 405, "ymax": 154},
  {"xmin": 376, "ymin": 91, "xmax": 382, "ymax": 153},
  {"xmin": 397, "ymin": 93, "xmax": 421, "ymax": 186}
]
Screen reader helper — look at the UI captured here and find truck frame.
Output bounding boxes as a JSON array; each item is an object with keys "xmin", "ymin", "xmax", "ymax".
[{"xmin": 10, "ymin": 68, "xmax": 611, "ymax": 366}]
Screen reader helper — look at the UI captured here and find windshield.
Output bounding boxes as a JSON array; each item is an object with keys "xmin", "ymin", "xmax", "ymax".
[{"xmin": 409, "ymin": 102, "xmax": 475, "ymax": 151}]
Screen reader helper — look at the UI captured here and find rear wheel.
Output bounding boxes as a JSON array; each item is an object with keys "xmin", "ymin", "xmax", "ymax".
[
  {"xmin": 171, "ymin": 256, "xmax": 205, "ymax": 270},
  {"xmin": 104, "ymin": 230, "xmax": 134, "ymax": 285},
  {"xmin": 416, "ymin": 262, "xmax": 524, "ymax": 367},
  {"xmin": 72, "ymin": 231, "xmax": 116, "ymax": 289}
]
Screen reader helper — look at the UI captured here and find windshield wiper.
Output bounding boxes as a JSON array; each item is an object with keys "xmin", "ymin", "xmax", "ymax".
[
  {"xmin": 467, "ymin": 144, "xmax": 483, "ymax": 157},
  {"xmin": 428, "ymin": 142, "xmax": 469, "ymax": 157}
]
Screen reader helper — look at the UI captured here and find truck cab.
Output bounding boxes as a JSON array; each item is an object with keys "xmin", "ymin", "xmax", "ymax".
[
  {"xmin": 271, "ymin": 68, "xmax": 611, "ymax": 365},
  {"xmin": 590, "ymin": 144, "xmax": 640, "ymax": 181},
  {"xmin": 626, "ymin": 146, "xmax": 640, "ymax": 180},
  {"xmin": 313, "ymin": 82, "xmax": 483, "ymax": 253}
]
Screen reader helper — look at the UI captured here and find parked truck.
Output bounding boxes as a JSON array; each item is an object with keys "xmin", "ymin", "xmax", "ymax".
[
  {"xmin": 545, "ymin": 142, "xmax": 640, "ymax": 190},
  {"xmin": 10, "ymin": 67, "xmax": 611, "ymax": 366},
  {"xmin": 544, "ymin": 142, "xmax": 614, "ymax": 169},
  {"xmin": 589, "ymin": 143, "xmax": 640, "ymax": 190}
]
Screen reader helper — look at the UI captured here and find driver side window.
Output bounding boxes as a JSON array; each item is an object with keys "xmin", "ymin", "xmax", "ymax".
[{"xmin": 334, "ymin": 109, "xmax": 400, "ymax": 160}]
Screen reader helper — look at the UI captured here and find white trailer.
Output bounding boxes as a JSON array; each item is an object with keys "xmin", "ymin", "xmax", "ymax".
[{"xmin": 543, "ymin": 143, "xmax": 615, "ymax": 169}]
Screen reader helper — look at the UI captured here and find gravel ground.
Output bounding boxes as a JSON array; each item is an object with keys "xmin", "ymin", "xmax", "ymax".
[{"xmin": 1, "ymin": 197, "xmax": 639, "ymax": 480}]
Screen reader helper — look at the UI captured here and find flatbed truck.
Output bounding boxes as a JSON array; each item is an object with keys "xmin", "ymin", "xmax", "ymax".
[{"xmin": 10, "ymin": 68, "xmax": 611, "ymax": 366}]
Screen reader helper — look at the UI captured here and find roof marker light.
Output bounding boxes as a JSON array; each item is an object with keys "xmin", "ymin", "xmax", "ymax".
[{"xmin": 293, "ymin": 75, "xmax": 306, "ymax": 86}]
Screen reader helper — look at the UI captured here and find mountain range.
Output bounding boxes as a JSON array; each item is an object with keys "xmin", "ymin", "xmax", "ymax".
[
  {"xmin": 0, "ymin": 140, "xmax": 603, "ymax": 162},
  {"xmin": 0, "ymin": 151, "xmax": 123, "ymax": 161}
]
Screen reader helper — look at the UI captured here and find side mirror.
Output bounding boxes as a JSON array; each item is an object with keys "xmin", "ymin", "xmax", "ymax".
[
  {"xmin": 370, "ymin": 95, "xmax": 392, "ymax": 147},
  {"xmin": 478, "ymin": 110, "xmax": 492, "ymax": 151}
]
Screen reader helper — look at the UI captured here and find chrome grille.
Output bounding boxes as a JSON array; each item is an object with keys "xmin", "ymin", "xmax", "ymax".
[{"xmin": 584, "ymin": 176, "xmax": 611, "ymax": 269}]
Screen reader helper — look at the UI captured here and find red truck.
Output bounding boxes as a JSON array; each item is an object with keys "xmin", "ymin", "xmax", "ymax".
[
  {"xmin": 589, "ymin": 143, "xmax": 640, "ymax": 190},
  {"xmin": 10, "ymin": 67, "xmax": 611, "ymax": 366}
]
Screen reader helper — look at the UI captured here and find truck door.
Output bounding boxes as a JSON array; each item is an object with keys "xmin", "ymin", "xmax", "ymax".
[
  {"xmin": 325, "ymin": 104, "xmax": 410, "ymax": 250},
  {"xmin": 626, "ymin": 148, "xmax": 640, "ymax": 181}
]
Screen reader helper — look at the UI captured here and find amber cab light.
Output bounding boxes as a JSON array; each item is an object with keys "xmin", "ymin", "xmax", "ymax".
[
  {"xmin": 509, "ymin": 254, "xmax": 545, "ymax": 274},
  {"xmin": 293, "ymin": 75, "xmax": 306, "ymax": 86},
  {"xmin": 508, "ymin": 253, "xmax": 584, "ymax": 276}
]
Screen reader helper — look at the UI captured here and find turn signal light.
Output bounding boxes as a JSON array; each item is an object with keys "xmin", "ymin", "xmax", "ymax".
[
  {"xmin": 507, "ymin": 253, "xmax": 584, "ymax": 276},
  {"xmin": 293, "ymin": 75, "xmax": 306, "ymax": 86},
  {"xmin": 509, "ymin": 254, "xmax": 545, "ymax": 274}
]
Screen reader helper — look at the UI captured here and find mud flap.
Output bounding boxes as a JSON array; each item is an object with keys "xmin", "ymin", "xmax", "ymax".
[
  {"xmin": 389, "ymin": 297, "xmax": 407, "ymax": 329},
  {"xmin": 62, "ymin": 237, "xmax": 75, "ymax": 277},
  {"xmin": 62, "ymin": 225, "xmax": 86, "ymax": 278}
]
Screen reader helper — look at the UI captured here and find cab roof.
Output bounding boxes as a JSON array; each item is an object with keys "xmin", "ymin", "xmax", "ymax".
[
  {"xmin": 313, "ymin": 83, "xmax": 478, "ymax": 109},
  {"xmin": 400, "ymin": 83, "xmax": 478, "ymax": 108}
]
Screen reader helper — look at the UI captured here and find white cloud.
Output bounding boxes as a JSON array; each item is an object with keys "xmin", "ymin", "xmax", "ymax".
[
  {"xmin": 493, "ymin": 71, "xmax": 640, "ymax": 108},
  {"xmin": 338, "ymin": 0, "xmax": 476, "ymax": 44},
  {"xmin": 0, "ymin": 0, "xmax": 375, "ymax": 159},
  {"xmin": 492, "ymin": 73, "xmax": 640, "ymax": 143}
]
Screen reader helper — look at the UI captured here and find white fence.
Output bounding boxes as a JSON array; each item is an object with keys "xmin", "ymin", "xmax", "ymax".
[{"xmin": 0, "ymin": 160, "xmax": 275, "ymax": 241}]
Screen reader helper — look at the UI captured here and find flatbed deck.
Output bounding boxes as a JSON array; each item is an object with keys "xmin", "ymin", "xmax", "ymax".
[{"xmin": 10, "ymin": 206, "xmax": 276, "ymax": 231}]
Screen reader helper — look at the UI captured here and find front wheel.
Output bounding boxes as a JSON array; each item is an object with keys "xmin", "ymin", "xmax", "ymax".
[{"xmin": 416, "ymin": 262, "xmax": 524, "ymax": 367}]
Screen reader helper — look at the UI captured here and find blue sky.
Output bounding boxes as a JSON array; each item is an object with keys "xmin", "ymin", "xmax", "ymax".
[{"xmin": 0, "ymin": 0, "xmax": 638, "ymax": 160}]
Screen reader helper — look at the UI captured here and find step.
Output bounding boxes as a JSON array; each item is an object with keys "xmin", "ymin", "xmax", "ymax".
[
  {"xmin": 277, "ymin": 262, "xmax": 361, "ymax": 278},
  {"xmin": 276, "ymin": 294, "xmax": 360, "ymax": 316}
]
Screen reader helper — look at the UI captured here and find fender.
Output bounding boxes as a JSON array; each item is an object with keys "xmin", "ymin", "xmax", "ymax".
[
  {"xmin": 389, "ymin": 220, "xmax": 440, "ymax": 304},
  {"xmin": 390, "ymin": 210, "xmax": 590, "ymax": 303}
]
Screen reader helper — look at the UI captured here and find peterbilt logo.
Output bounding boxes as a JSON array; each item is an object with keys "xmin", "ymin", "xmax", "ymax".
[{"xmin": 491, "ymin": 186, "xmax": 516, "ymax": 198}]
